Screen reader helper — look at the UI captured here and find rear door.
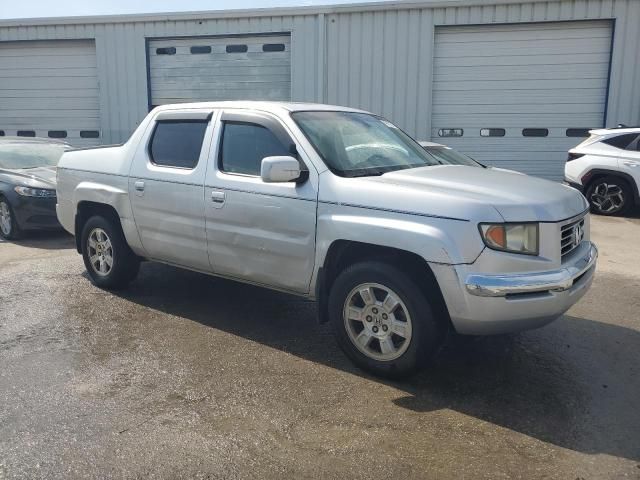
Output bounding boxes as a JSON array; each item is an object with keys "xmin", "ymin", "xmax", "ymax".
[
  {"xmin": 204, "ymin": 110, "xmax": 317, "ymax": 294},
  {"xmin": 616, "ymin": 133, "xmax": 640, "ymax": 193},
  {"xmin": 128, "ymin": 109, "xmax": 215, "ymax": 271}
]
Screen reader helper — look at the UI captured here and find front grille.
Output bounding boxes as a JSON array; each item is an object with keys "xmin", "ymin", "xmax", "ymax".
[{"xmin": 561, "ymin": 216, "xmax": 586, "ymax": 258}]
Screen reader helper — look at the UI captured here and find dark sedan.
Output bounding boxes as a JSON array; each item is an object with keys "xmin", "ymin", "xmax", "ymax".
[{"xmin": 0, "ymin": 137, "xmax": 70, "ymax": 239}]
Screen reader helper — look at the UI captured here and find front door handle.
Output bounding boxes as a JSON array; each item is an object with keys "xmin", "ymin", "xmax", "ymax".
[
  {"xmin": 134, "ymin": 181, "xmax": 145, "ymax": 192},
  {"xmin": 211, "ymin": 191, "xmax": 226, "ymax": 207}
]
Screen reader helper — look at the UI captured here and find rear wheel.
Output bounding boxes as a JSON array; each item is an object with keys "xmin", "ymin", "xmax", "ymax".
[
  {"xmin": 81, "ymin": 215, "xmax": 139, "ymax": 289},
  {"xmin": 0, "ymin": 197, "xmax": 21, "ymax": 240},
  {"xmin": 329, "ymin": 261, "xmax": 442, "ymax": 379},
  {"xmin": 585, "ymin": 176, "xmax": 632, "ymax": 216}
]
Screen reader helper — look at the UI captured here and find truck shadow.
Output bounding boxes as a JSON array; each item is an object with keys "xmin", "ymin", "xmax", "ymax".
[
  {"xmin": 9, "ymin": 230, "xmax": 74, "ymax": 250},
  {"xmin": 117, "ymin": 261, "xmax": 640, "ymax": 463}
]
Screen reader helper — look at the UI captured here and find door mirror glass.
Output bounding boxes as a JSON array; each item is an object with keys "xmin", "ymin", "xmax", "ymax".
[{"xmin": 260, "ymin": 156, "xmax": 301, "ymax": 183}]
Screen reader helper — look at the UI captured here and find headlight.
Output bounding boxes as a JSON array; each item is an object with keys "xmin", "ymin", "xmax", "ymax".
[
  {"xmin": 479, "ymin": 223, "xmax": 539, "ymax": 255},
  {"xmin": 14, "ymin": 186, "xmax": 56, "ymax": 198}
]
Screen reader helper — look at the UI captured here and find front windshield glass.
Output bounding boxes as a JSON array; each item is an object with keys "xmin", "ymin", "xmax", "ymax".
[
  {"xmin": 291, "ymin": 111, "xmax": 441, "ymax": 177},
  {"xmin": 0, "ymin": 143, "xmax": 67, "ymax": 169},
  {"xmin": 423, "ymin": 146, "xmax": 482, "ymax": 167}
]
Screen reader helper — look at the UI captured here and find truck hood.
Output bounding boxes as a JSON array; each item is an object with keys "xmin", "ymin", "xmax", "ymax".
[{"xmin": 358, "ymin": 165, "xmax": 587, "ymax": 222}]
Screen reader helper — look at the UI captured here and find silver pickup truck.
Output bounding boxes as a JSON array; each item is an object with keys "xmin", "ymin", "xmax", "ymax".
[{"xmin": 56, "ymin": 101, "xmax": 597, "ymax": 378}]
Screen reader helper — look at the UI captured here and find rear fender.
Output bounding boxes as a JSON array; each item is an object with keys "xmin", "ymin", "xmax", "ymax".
[{"xmin": 73, "ymin": 181, "xmax": 145, "ymax": 254}]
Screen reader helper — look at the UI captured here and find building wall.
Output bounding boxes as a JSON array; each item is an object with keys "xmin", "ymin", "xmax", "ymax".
[
  {"xmin": 0, "ymin": 15, "xmax": 322, "ymax": 143},
  {"xmin": 325, "ymin": 0, "xmax": 640, "ymax": 140},
  {"xmin": 0, "ymin": 0, "xmax": 639, "ymax": 144}
]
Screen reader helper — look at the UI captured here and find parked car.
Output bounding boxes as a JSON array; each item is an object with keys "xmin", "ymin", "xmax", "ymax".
[
  {"xmin": 565, "ymin": 126, "xmax": 640, "ymax": 215},
  {"xmin": 0, "ymin": 137, "xmax": 70, "ymax": 239},
  {"xmin": 56, "ymin": 102, "xmax": 597, "ymax": 378}
]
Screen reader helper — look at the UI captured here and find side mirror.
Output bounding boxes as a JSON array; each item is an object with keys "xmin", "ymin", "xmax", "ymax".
[{"xmin": 260, "ymin": 156, "xmax": 302, "ymax": 183}]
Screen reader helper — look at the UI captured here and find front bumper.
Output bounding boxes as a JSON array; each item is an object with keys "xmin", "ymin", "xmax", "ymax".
[
  {"xmin": 465, "ymin": 243, "xmax": 597, "ymax": 297},
  {"xmin": 11, "ymin": 193, "xmax": 61, "ymax": 230},
  {"xmin": 431, "ymin": 242, "xmax": 598, "ymax": 335}
]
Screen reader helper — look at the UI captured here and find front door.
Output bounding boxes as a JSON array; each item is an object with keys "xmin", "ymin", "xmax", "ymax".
[
  {"xmin": 129, "ymin": 109, "xmax": 214, "ymax": 272},
  {"xmin": 204, "ymin": 110, "xmax": 317, "ymax": 294}
]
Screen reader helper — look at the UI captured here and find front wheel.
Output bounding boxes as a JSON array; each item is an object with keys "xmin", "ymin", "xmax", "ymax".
[
  {"xmin": 0, "ymin": 197, "xmax": 21, "ymax": 240},
  {"xmin": 328, "ymin": 261, "xmax": 443, "ymax": 379},
  {"xmin": 81, "ymin": 215, "xmax": 140, "ymax": 289},
  {"xmin": 585, "ymin": 176, "xmax": 632, "ymax": 216}
]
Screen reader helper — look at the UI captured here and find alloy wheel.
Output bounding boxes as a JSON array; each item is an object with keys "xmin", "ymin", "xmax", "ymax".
[
  {"xmin": 590, "ymin": 182, "xmax": 625, "ymax": 214},
  {"xmin": 0, "ymin": 201, "xmax": 12, "ymax": 236},
  {"xmin": 87, "ymin": 228, "xmax": 114, "ymax": 276},
  {"xmin": 343, "ymin": 282, "xmax": 413, "ymax": 361}
]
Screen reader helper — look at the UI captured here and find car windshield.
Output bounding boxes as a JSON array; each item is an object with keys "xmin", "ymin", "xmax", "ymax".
[
  {"xmin": 0, "ymin": 143, "xmax": 67, "ymax": 169},
  {"xmin": 291, "ymin": 111, "xmax": 442, "ymax": 177},
  {"xmin": 423, "ymin": 146, "xmax": 483, "ymax": 167}
]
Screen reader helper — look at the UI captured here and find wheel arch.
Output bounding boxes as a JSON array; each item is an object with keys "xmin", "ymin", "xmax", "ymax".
[
  {"xmin": 582, "ymin": 169, "xmax": 640, "ymax": 205},
  {"xmin": 315, "ymin": 240, "xmax": 452, "ymax": 332},
  {"xmin": 74, "ymin": 201, "xmax": 122, "ymax": 253}
]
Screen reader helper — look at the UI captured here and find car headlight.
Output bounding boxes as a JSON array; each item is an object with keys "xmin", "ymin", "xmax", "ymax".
[
  {"xmin": 479, "ymin": 223, "xmax": 539, "ymax": 255},
  {"xmin": 14, "ymin": 186, "xmax": 56, "ymax": 198}
]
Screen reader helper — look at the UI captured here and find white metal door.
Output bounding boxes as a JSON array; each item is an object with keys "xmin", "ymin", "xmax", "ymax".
[
  {"xmin": 431, "ymin": 21, "xmax": 613, "ymax": 180},
  {"xmin": 0, "ymin": 40, "xmax": 101, "ymax": 146},
  {"xmin": 148, "ymin": 35, "xmax": 291, "ymax": 107}
]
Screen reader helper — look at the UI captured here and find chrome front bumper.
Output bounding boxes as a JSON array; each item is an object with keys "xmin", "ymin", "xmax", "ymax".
[{"xmin": 465, "ymin": 242, "xmax": 598, "ymax": 297}]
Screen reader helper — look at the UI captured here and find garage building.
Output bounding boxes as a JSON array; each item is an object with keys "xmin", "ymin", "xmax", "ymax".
[{"xmin": 0, "ymin": 0, "xmax": 639, "ymax": 179}]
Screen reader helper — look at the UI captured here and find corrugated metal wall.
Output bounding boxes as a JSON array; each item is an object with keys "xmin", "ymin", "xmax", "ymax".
[
  {"xmin": 0, "ymin": 15, "xmax": 322, "ymax": 143},
  {"xmin": 325, "ymin": 0, "xmax": 640, "ymax": 139},
  {"xmin": 0, "ymin": 0, "xmax": 639, "ymax": 144}
]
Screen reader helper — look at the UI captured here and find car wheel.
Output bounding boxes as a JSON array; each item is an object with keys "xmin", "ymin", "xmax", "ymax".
[
  {"xmin": 328, "ymin": 261, "xmax": 442, "ymax": 379},
  {"xmin": 81, "ymin": 215, "xmax": 140, "ymax": 289},
  {"xmin": 585, "ymin": 176, "xmax": 632, "ymax": 216},
  {"xmin": 0, "ymin": 197, "xmax": 21, "ymax": 240}
]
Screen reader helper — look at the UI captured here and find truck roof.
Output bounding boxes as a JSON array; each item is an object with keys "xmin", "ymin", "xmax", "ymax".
[{"xmin": 152, "ymin": 101, "xmax": 370, "ymax": 115}]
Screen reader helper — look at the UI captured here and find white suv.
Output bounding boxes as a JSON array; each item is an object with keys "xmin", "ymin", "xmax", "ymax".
[{"xmin": 565, "ymin": 127, "xmax": 640, "ymax": 215}]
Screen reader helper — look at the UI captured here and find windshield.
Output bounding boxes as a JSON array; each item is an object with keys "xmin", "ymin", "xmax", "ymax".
[
  {"xmin": 423, "ymin": 146, "xmax": 482, "ymax": 167},
  {"xmin": 0, "ymin": 143, "xmax": 67, "ymax": 169},
  {"xmin": 291, "ymin": 111, "xmax": 441, "ymax": 177}
]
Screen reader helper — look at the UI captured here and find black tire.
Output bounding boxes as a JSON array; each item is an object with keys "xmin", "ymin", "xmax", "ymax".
[
  {"xmin": 585, "ymin": 175, "xmax": 633, "ymax": 216},
  {"xmin": 328, "ymin": 261, "xmax": 442, "ymax": 379},
  {"xmin": 81, "ymin": 215, "xmax": 140, "ymax": 289},
  {"xmin": 0, "ymin": 196, "xmax": 21, "ymax": 240}
]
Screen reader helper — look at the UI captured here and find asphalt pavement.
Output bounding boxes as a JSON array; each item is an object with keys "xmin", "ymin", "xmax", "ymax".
[{"xmin": 0, "ymin": 215, "xmax": 639, "ymax": 479}]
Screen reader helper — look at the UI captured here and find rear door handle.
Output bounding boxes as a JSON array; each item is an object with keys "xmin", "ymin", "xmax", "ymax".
[
  {"xmin": 134, "ymin": 181, "xmax": 145, "ymax": 191},
  {"xmin": 622, "ymin": 161, "xmax": 640, "ymax": 167},
  {"xmin": 211, "ymin": 191, "xmax": 226, "ymax": 207}
]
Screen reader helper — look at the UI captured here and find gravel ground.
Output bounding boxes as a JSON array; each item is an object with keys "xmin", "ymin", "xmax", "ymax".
[{"xmin": 0, "ymin": 215, "xmax": 639, "ymax": 479}]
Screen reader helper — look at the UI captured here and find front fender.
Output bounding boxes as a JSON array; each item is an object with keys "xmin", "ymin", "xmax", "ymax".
[{"xmin": 310, "ymin": 204, "xmax": 486, "ymax": 297}]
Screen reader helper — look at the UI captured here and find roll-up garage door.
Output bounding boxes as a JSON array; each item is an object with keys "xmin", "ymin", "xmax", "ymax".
[
  {"xmin": 148, "ymin": 34, "xmax": 291, "ymax": 107},
  {"xmin": 431, "ymin": 21, "xmax": 612, "ymax": 180},
  {"xmin": 0, "ymin": 40, "xmax": 101, "ymax": 147}
]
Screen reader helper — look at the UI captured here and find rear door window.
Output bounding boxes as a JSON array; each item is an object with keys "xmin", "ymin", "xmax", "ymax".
[{"xmin": 149, "ymin": 121, "xmax": 208, "ymax": 169}]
